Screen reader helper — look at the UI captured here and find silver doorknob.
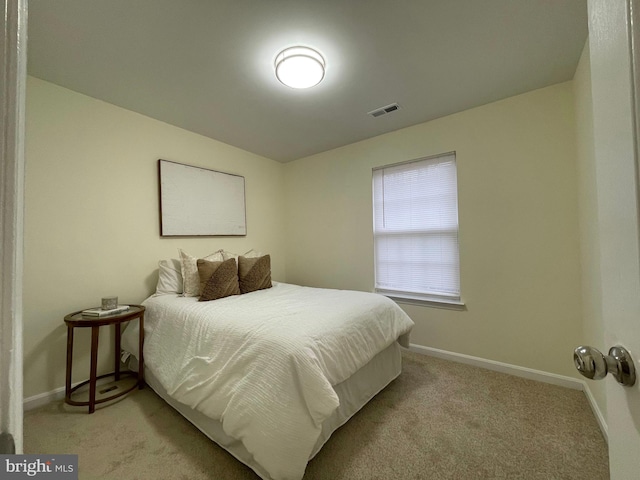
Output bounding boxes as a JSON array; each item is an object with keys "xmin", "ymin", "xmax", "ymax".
[{"xmin": 573, "ymin": 345, "xmax": 636, "ymax": 387}]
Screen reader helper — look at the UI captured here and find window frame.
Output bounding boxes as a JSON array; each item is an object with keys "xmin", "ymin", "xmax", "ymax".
[{"xmin": 372, "ymin": 152, "xmax": 464, "ymax": 309}]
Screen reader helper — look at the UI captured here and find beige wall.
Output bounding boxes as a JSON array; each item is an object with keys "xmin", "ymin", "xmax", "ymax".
[
  {"xmin": 284, "ymin": 82, "xmax": 584, "ymax": 378},
  {"xmin": 24, "ymin": 77, "xmax": 286, "ymax": 398},
  {"xmin": 25, "ymin": 74, "xmax": 589, "ymax": 398},
  {"xmin": 573, "ymin": 41, "xmax": 607, "ymax": 421}
]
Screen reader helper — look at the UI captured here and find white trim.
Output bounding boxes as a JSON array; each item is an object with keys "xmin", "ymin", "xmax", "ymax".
[
  {"xmin": 409, "ymin": 344, "xmax": 583, "ymax": 389},
  {"xmin": 23, "ymin": 378, "xmax": 107, "ymax": 412},
  {"xmin": 629, "ymin": 0, "xmax": 640, "ymax": 187},
  {"xmin": 408, "ymin": 343, "xmax": 608, "ymax": 440},
  {"xmin": 382, "ymin": 292, "xmax": 465, "ymax": 310},
  {"xmin": 23, "ymin": 387, "xmax": 67, "ymax": 412},
  {"xmin": 582, "ymin": 382, "xmax": 609, "ymax": 443},
  {"xmin": 0, "ymin": 0, "xmax": 27, "ymax": 455},
  {"xmin": 372, "ymin": 150, "xmax": 457, "ymax": 172}
]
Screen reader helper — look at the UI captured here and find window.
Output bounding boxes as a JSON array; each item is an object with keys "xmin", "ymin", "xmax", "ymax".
[{"xmin": 372, "ymin": 152, "xmax": 461, "ymax": 305}]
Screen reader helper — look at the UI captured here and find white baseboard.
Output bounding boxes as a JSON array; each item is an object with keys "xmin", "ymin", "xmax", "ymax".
[
  {"xmin": 25, "ymin": 344, "xmax": 609, "ymax": 443},
  {"xmin": 24, "ymin": 379, "xmax": 89, "ymax": 412},
  {"xmin": 24, "ymin": 385, "xmax": 66, "ymax": 411},
  {"xmin": 408, "ymin": 343, "xmax": 582, "ymax": 389},
  {"xmin": 408, "ymin": 343, "xmax": 608, "ymax": 441},
  {"xmin": 581, "ymin": 382, "xmax": 609, "ymax": 443},
  {"xmin": 24, "ymin": 374, "xmax": 130, "ymax": 411}
]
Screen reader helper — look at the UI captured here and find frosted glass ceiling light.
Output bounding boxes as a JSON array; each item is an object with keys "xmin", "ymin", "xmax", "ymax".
[{"xmin": 275, "ymin": 46, "xmax": 325, "ymax": 89}]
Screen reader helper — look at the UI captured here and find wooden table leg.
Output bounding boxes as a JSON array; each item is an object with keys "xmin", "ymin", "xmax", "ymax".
[
  {"xmin": 65, "ymin": 325, "xmax": 74, "ymax": 403},
  {"xmin": 89, "ymin": 325, "xmax": 100, "ymax": 414},
  {"xmin": 114, "ymin": 323, "xmax": 121, "ymax": 381},
  {"xmin": 138, "ymin": 312, "xmax": 144, "ymax": 389}
]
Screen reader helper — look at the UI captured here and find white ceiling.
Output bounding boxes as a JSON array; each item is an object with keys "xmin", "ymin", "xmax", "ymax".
[{"xmin": 27, "ymin": 0, "xmax": 588, "ymax": 163}]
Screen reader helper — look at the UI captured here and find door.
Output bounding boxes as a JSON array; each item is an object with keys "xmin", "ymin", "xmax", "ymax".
[
  {"xmin": 588, "ymin": 1, "xmax": 640, "ymax": 477},
  {"xmin": 0, "ymin": 0, "xmax": 27, "ymax": 454}
]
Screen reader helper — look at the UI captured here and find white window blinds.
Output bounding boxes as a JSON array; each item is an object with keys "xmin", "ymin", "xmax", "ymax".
[{"xmin": 372, "ymin": 152, "xmax": 460, "ymax": 302}]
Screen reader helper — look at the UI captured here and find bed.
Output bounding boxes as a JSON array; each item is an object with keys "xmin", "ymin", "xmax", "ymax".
[{"xmin": 121, "ymin": 253, "xmax": 414, "ymax": 480}]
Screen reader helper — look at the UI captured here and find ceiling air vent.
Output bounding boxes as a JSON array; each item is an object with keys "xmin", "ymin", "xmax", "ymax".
[{"xmin": 368, "ymin": 103, "xmax": 400, "ymax": 118}]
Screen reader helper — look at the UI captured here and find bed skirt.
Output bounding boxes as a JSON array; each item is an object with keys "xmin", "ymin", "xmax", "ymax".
[{"xmin": 128, "ymin": 341, "xmax": 402, "ymax": 479}]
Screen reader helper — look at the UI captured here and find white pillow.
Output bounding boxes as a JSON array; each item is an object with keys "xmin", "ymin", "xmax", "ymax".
[
  {"xmin": 155, "ymin": 258, "xmax": 183, "ymax": 295},
  {"xmin": 179, "ymin": 248, "xmax": 225, "ymax": 297},
  {"xmin": 222, "ymin": 250, "xmax": 239, "ymax": 262},
  {"xmin": 223, "ymin": 249, "xmax": 263, "ymax": 261}
]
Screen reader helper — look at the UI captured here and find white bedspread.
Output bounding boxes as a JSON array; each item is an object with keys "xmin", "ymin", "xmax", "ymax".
[{"xmin": 122, "ymin": 282, "xmax": 414, "ymax": 480}]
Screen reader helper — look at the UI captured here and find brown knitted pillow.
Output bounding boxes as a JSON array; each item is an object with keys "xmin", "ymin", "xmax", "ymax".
[
  {"xmin": 238, "ymin": 254, "xmax": 272, "ymax": 294},
  {"xmin": 197, "ymin": 258, "xmax": 240, "ymax": 301}
]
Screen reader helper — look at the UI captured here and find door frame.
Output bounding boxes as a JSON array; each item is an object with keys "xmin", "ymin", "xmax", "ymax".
[
  {"xmin": 0, "ymin": 0, "xmax": 27, "ymax": 454},
  {"xmin": 631, "ymin": 0, "xmax": 640, "ymax": 198}
]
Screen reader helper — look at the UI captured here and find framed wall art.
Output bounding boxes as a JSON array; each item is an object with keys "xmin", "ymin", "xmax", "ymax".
[{"xmin": 158, "ymin": 159, "xmax": 247, "ymax": 236}]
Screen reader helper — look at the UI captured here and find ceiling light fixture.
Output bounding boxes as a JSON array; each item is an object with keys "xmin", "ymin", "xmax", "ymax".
[{"xmin": 274, "ymin": 46, "xmax": 325, "ymax": 89}]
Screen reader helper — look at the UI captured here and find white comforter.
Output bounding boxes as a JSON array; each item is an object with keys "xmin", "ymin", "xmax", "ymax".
[{"xmin": 123, "ymin": 282, "xmax": 414, "ymax": 480}]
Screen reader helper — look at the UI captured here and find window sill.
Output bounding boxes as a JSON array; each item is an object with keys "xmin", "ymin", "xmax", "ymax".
[{"xmin": 376, "ymin": 291, "xmax": 466, "ymax": 311}]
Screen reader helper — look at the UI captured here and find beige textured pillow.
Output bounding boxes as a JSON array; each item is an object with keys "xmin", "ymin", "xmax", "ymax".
[
  {"xmin": 198, "ymin": 258, "xmax": 240, "ymax": 301},
  {"xmin": 238, "ymin": 254, "xmax": 272, "ymax": 294},
  {"xmin": 179, "ymin": 248, "xmax": 224, "ymax": 297}
]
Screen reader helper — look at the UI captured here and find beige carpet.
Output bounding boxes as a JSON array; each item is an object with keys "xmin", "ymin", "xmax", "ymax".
[{"xmin": 24, "ymin": 351, "xmax": 609, "ymax": 479}]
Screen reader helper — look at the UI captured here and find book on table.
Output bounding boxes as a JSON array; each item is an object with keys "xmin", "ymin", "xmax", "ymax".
[{"xmin": 81, "ymin": 305, "xmax": 130, "ymax": 317}]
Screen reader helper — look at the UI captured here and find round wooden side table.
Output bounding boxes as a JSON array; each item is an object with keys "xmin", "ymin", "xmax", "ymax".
[{"xmin": 64, "ymin": 305, "xmax": 145, "ymax": 414}]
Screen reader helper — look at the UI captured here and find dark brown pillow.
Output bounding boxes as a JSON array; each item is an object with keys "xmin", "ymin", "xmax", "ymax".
[
  {"xmin": 197, "ymin": 258, "xmax": 240, "ymax": 301},
  {"xmin": 197, "ymin": 258, "xmax": 220, "ymax": 294},
  {"xmin": 238, "ymin": 254, "xmax": 272, "ymax": 294}
]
